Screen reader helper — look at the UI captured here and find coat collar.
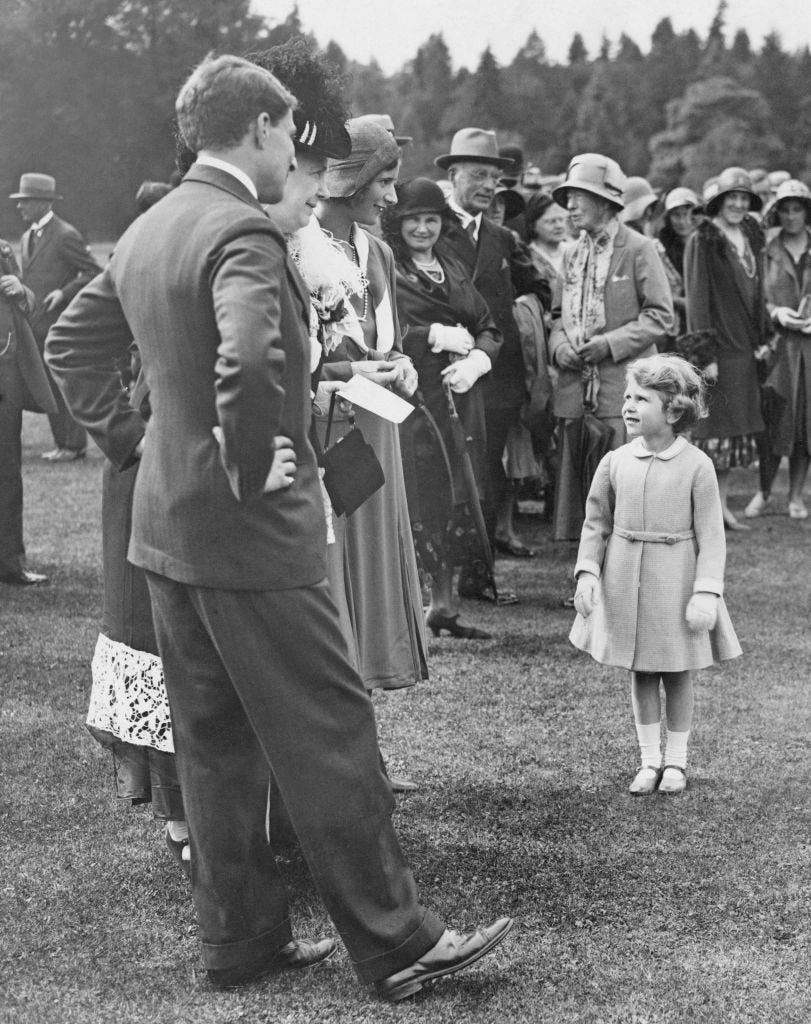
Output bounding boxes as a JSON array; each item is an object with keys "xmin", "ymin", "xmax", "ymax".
[
  {"xmin": 628, "ymin": 434, "xmax": 688, "ymax": 460},
  {"xmin": 182, "ymin": 162, "xmax": 264, "ymax": 212}
]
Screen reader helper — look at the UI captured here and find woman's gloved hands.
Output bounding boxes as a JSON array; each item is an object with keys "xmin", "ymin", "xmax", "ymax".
[
  {"xmin": 440, "ymin": 349, "xmax": 492, "ymax": 393},
  {"xmin": 429, "ymin": 323, "xmax": 474, "ymax": 356}
]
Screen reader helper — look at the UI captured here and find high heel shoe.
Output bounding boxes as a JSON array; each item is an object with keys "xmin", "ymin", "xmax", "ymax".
[{"xmin": 425, "ymin": 610, "xmax": 491, "ymax": 639}]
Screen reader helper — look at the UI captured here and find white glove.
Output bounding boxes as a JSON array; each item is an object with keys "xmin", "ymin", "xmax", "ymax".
[
  {"xmin": 772, "ymin": 306, "xmax": 805, "ymax": 329},
  {"xmin": 440, "ymin": 349, "xmax": 491, "ymax": 393},
  {"xmin": 685, "ymin": 592, "xmax": 718, "ymax": 632},
  {"xmin": 574, "ymin": 572, "xmax": 599, "ymax": 617},
  {"xmin": 429, "ymin": 323, "xmax": 474, "ymax": 355}
]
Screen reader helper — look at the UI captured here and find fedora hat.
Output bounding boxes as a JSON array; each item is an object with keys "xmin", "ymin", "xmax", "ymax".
[
  {"xmin": 356, "ymin": 113, "xmax": 412, "ymax": 146},
  {"xmin": 9, "ymin": 173, "xmax": 61, "ymax": 201},
  {"xmin": 434, "ymin": 128, "xmax": 512, "ymax": 171}
]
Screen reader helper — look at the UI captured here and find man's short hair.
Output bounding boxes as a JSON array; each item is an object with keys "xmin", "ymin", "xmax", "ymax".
[{"xmin": 176, "ymin": 54, "xmax": 296, "ymax": 153}]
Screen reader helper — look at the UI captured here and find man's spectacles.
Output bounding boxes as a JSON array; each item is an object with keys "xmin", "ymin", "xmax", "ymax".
[{"xmin": 461, "ymin": 168, "xmax": 501, "ymax": 184}]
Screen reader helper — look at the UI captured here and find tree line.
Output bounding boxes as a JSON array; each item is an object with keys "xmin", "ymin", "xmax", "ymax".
[{"xmin": 2, "ymin": 0, "xmax": 809, "ymax": 240}]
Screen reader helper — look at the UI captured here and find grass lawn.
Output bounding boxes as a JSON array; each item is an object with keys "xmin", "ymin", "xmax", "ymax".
[{"xmin": 1, "ymin": 413, "xmax": 809, "ymax": 1024}]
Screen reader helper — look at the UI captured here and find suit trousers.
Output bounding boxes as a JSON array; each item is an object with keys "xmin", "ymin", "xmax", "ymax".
[
  {"xmin": 145, "ymin": 572, "xmax": 443, "ymax": 983},
  {"xmin": 0, "ymin": 344, "xmax": 25, "ymax": 575},
  {"xmin": 483, "ymin": 404, "xmax": 522, "ymax": 544}
]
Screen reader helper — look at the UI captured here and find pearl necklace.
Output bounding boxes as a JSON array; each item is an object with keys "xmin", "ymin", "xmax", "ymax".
[
  {"xmin": 338, "ymin": 238, "xmax": 369, "ymax": 321},
  {"xmin": 412, "ymin": 254, "xmax": 445, "ymax": 284}
]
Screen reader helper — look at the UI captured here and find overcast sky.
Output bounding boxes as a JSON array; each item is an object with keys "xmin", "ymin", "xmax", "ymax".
[{"xmin": 253, "ymin": 0, "xmax": 809, "ymax": 73}]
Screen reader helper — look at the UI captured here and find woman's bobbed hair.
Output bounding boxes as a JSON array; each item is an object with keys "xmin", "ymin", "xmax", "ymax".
[{"xmin": 626, "ymin": 354, "xmax": 708, "ymax": 433}]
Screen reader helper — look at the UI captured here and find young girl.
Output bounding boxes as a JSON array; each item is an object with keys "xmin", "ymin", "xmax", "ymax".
[{"xmin": 571, "ymin": 355, "xmax": 742, "ymax": 795}]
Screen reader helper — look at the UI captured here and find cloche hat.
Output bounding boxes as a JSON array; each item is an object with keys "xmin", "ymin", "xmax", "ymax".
[
  {"xmin": 391, "ymin": 177, "xmax": 449, "ymax": 218},
  {"xmin": 703, "ymin": 167, "xmax": 763, "ymax": 217},
  {"xmin": 763, "ymin": 178, "xmax": 811, "ymax": 228},
  {"xmin": 324, "ymin": 118, "xmax": 401, "ymax": 199},
  {"xmin": 620, "ymin": 176, "xmax": 659, "ymax": 224},
  {"xmin": 9, "ymin": 173, "xmax": 61, "ymax": 201},
  {"xmin": 434, "ymin": 128, "xmax": 512, "ymax": 171},
  {"xmin": 552, "ymin": 153, "xmax": 626, "ymax": 210},
  {"xmin": 356, "ymin": 113, "xmax": 412, "ymax": 146},
  {"xmin": 664, "ymin": 186, "xmax": 700, "ymax": 213}
]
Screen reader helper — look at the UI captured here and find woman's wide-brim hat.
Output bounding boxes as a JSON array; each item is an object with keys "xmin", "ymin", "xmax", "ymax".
[
  {"xmin": 324, "ymin": 118, "xmax": 401, "ymax": 199},
  {"xmin": 9, "ymin": 173, "xmax": 61, "ymax": 201},
  {"xmin": 763, "ymin": 178, "xmax": 811, "ymax": 228},
  {"xmin": 391, "ymin": 177, "xmax": 450, "ymax": 218},
  {"xmin": 552, "ymin": 153, "xmax": 626, "ymax": 209},
  {"xmin": 620, "ymin": 176, "xmax": 658, "ymax": 224},
  {"xmin": 703, "ymin": 166, "xmax": 763, "ymax": 216},
  {"xmin": 434, "ymin": 128, "xmax": 513, "ymax": 171}
]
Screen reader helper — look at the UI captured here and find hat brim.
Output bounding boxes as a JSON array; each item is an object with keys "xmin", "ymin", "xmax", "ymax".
[
  {"xmin": 764, "ymin": 195, "xmax": 811, "ymax": 228},
  {"xmin": 552, "ymin": 183, "xmax": 624, "ymax": 210},
  {"xmin": 394, "ymin": 135, "xmax": 412, "ymax": 146},
  {"xmin": 705, "ymin": 189, "xmax": 763, "ymax": 217},
  {"xmin": 9, "ymin": 192, "xmax": 60, "ymax": 200},
  {"xmin": 434, "ymin": 153, "xmax": 513, "ymax": 171},
  {"xmin": 393, "ymin": 204, "xmax": 449, "ymax": 219}
]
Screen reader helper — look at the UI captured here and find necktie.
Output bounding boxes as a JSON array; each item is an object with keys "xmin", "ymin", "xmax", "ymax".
[
  {"xmin": 27, "ymin": 230, "xmax": 37, "ymax": 261},
  {"xmin": 466, "ymin": 220, "xmax": 477, "ymax": 246}
]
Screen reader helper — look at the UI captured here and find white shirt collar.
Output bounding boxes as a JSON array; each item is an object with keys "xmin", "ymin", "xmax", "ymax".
[
  {"xmin": 629, "ymin": 435, "xmax": 688, "ymax": 461},
  {"xmin": 195, "ymin": 154, "xmax": 258, "ymax": 200},
  {"xmin": 447, "ymin": 197, "xmax": 482, "ymax": 240},
  {"xmin": 31, "ymin": 210, "xmax": 54, "ymax": 233}
]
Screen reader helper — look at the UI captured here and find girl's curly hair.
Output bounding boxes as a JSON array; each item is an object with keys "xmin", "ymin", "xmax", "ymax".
[{"xmin": 626, "ymin": 354, "xmax": 709, "ymax": 433}]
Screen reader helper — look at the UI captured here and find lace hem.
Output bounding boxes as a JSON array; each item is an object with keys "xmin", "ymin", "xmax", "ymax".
[{"xmin": 88, "ymin": 634, "xmax": 174, "ymax": 753}]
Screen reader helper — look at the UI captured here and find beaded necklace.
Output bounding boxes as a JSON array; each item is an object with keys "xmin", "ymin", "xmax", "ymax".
[
  {"xmin": 412, "ymin": 253, "xmax": 445, "ymax": 284},
  {"xmin": 346, "ymin": 240, "xmax": 369, "ymax": 321}
]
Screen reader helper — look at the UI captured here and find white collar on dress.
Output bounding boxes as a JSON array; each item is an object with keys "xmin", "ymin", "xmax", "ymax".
[{"xmin": 628, "ymin": 435, "xmax": 688, "ymax": 461}]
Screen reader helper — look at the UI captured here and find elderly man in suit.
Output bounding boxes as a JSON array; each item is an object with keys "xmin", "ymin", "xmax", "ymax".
[
  {"xmin": 46, "ymin": 54, "xmax": 510, "ymax": 1001},
  {"xmin": 10, "ymin": 172, "xmax": 99, "ymax": 461},
  {"xmin": 435, "ymin": 129, "xmax": 550, "ymax": 603},
  {"xmin": 0, "ymin": 240, "xmax": 56, "ymax": 585}
]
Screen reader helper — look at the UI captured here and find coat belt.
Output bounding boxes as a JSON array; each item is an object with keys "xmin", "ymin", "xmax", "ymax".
[{"xmin": 613, "ymin": 527, "xmax": 695, "ymax": 545}]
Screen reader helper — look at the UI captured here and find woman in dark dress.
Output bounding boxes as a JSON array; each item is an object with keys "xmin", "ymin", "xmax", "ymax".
[
  {"xmin": 684, "ymin": 167, "xmax": 769, "ymax": 530},
  {"xmin": 746, "ymin": 178, "xmax": 811, "ymax": 518},
  {"xmin": 382, "ymin": 178, "xmax": 499, "ymax": 638}
]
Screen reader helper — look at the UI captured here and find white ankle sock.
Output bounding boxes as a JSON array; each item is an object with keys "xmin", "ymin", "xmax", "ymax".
[
  {"xmin": 664, "ymin": 730, "xmax": 689, "ymax": 770},
  {"xmin": 635, "ymin": 721, "xmax": 662, "ymax": 767}
]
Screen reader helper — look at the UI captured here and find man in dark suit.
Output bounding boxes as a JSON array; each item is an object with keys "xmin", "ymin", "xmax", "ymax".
[
  {"xmin": 0, "ymin": 240, "xmax": 56, "ymax": 585},
  {"xmin": 436, "ymin": 129, "xmax": 550, "ymax": 602},
  {"xmin": 10, "ymin": 172, "xmax": 99, "ymax": 460},
  {"xmin": 46, "ymin": 54, "xmax": 510, "ymax": 1001}
]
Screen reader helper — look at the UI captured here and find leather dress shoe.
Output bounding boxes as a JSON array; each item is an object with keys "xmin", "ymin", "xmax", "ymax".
[
  {"xmin": 207, "ymin": 937, "xmax": 336, "ymax": 989},
  {"xmin": 375, "ymin": 917, "xmax": 513, "ymax": 1001},
  {"xmin": 164, "ymin": 827, "xmax": 191, "ymax": 879},
  {"xmin": 0, "ymin": 569, "xmax": 48, "ymax": 586}
]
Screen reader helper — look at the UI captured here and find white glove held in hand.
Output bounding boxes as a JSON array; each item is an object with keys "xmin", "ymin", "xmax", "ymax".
[
  {"xmin": 429, "ymin": 323, "xmax": 474, "ymax": 355},
  {"xmin": 440, "ymin": 349, "xmax": 491, "ymax": 393},
  {"xmin": 685, "ymin": 592, "xmax": 718, "ymax": 632},
  {"xmin": 772, "ymin": 306, "xmax": 804, "ymax": 329},
  {"xmin": 574, "ymin": 573, "xmax": 599, "ymax": 617}
]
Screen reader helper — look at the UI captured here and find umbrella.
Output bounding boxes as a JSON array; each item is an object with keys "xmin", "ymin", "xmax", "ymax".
[
  {"xmin": 553, "ymin": 413, "xmax": 615, "ymax": 541},
  {"xmin": 443, "ymin": 381, "xmax": 497, "ymax": 600}
]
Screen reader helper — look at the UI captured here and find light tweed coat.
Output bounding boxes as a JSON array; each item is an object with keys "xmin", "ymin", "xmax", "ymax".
[{"xmin": 570, "ymin": 436, "xmax": 741, "ymax": 671}]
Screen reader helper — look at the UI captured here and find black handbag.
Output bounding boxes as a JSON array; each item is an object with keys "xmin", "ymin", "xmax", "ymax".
[{"xmin": 318, "ymin": 394, "xmax": 385, "ymax": 516}]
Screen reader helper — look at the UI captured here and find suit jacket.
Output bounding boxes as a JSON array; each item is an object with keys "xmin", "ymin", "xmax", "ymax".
[
  {"xmin": 549, "ymin": 223, "xmax": 675, "ymax": 419},
  {"xmin": 21, "ymin": 213, "xmax": 100, "ymax": 342},
  {"xmin": 438, "ymin": 217, "xmax": 550, "ymax": 409},
  {"xmin": 46, "ymin": 164, "xmax": 325, "ymax": 590},
  {"xmin": 0, "ymin": 239, "xmax": 56, "ymax": 414}
]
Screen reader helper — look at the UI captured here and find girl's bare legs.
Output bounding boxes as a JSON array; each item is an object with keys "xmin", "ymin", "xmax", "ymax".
[
  {"xmin": 788, "ymin": 453, "xmax": 810, "ymax": 516},
  {"xmin": 629, "ymin": 672, "xmax": 662, "ymax": 793},
  {"xmin": 660, "ymin": 669, "xmax": 694, "ymax": 793}
]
